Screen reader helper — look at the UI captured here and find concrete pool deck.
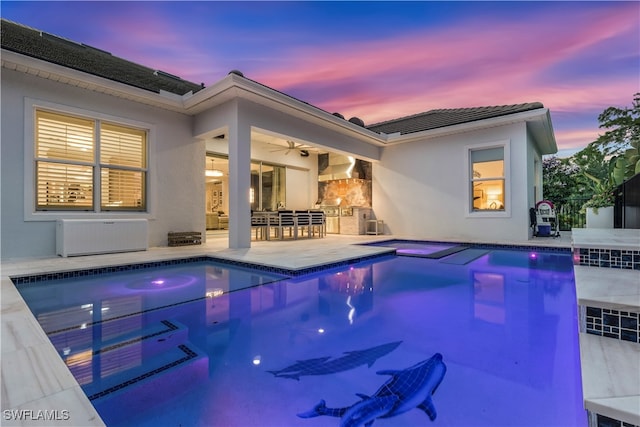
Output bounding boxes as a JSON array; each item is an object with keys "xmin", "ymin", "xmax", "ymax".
[{"xmin": 1, "ymin": 230, "xmax": 637, "ymax": 425}]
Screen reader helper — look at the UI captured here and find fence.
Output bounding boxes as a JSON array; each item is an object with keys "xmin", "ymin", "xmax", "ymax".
[
  {"xmin": 614, "ymin": 173, "xmax": 640, "ymax": 229},
  {"xmin": 556, "ymin": 198, "xmax": 589, "ymax": 231}
]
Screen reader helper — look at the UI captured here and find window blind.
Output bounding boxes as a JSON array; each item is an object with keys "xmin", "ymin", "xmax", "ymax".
[
  {"xmin": 34, "ymin": 110, "xmax": 147, "ymax": 212},
  {"xmin": 100, "ymin": 123, "xmax": 146, "ymax": 210}
]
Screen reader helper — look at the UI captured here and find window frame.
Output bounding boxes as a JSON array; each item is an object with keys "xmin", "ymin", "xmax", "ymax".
[
  {"xmin": 465, "ymin": 140, "xmax": 511, "ymax": 218},
  {"xmin": 24, "ymin": 98, "xmax": 156, "ymax": 221}
]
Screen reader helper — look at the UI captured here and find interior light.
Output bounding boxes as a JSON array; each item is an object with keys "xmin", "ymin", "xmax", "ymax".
[{"xmin": 206, "ymin": 158, "xmax": 224, "ymax": 177}]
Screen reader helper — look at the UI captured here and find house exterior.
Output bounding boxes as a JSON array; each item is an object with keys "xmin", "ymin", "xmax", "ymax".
[{"xmin": 1, "ymin": 19, "xmax": 557, "ymax": 259}]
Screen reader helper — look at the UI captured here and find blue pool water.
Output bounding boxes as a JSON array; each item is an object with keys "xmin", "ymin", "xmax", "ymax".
[
  {"xmin": 367, "ymin": 240, "xmax": 456, "ymax": 257},
  {"xmin": 16, "ymin": 249, "xmax": 586, "ymax": 426}
]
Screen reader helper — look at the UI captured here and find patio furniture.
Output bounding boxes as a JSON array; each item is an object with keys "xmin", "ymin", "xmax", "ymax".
[
  {"xmin": 366, "ymin": 219, "xmax": 384, "ymax": 235},
  {"xmin": 275, "ymin": 210, "xmax": 298, "ymax": 240},
  {"xmin": 309, "ymin": 210, "xmax": 326, "ymax": 237},
  {"xmin": 250, "ymin": 210, "xmax": 325, "ymax": 240},
  {"xmin": 168, "ymin": 231, "xmax": 202, "ymax": 246},
  {"xmin": 295, "ymin": 211, "xmax": 312, "ymax": 237},
  {"xmin": 251, "ymin": 214, "xmax": 269, "ymax": 240},
  {"xmin": 207, "ymin": 212, "xmax": 229, "ymax": 230}
]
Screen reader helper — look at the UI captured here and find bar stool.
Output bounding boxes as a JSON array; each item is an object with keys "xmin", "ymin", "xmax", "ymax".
[{"xmin": 366, "ymin": 219, "xmax": 384, "ymax": 235}]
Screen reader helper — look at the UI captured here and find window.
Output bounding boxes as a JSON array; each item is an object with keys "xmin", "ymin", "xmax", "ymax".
[
  {"xmin": 470, "ymin": 146, "xmax": 505, "ymax": 211},
  {"xmin": 35, "ymin": 109, "xmax": 147, "ymax": 212}
]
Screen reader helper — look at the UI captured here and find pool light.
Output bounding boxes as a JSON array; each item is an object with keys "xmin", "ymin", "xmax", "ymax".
[
  {"xmin": 252, "ymin": 356, "xmax": 261, "ymax": 365},
  {"xmin": 206, "ymin": 288, "xmax": 224, "ymax": 298}
]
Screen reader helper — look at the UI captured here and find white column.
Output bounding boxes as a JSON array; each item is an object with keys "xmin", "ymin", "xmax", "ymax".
[{"xmin": 227, "ymin": 101, "xmax": 252, "ymax": 248}]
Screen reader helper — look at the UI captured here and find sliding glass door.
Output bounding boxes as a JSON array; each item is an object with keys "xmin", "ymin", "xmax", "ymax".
[{"xmin": 251, "ymin": 162, "xmax": 285, "ymax": 211}]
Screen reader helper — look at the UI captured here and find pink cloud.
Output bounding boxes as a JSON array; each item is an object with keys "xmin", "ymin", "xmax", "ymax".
[
  {"xmin": 248, "ymin": 3, "xmax": 638, "ymax": 152},
  {"xmin": 81, "ymin": 3, "xmax": 637, "ymax": 153},
  {"xmin": 89, "ymin": 10, "xmax": 223, "ymax": 82}
]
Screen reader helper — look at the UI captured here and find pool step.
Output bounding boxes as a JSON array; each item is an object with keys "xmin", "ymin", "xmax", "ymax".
[
  {"xmin": 575, "ymin": 266, "xmax": 640, "ymax": 344},
  {"xmin": 82, "ymin": 342, "xmax": 207, "ymax": 400},
  {"xmin": 574, "ymin": 266, "xmax": 640, "ymax": 426},
  {"xmin": 49, "ymin": 319, "xmax": 208, "ymax": 406},
  {"xmin": 398, "ymin": 244, "xmax": 470, "ymax": 259},
  {"xmin": 580, "ymin": 333, "xmax": 640, "ymax": 426},
  {"xmin": 86, "ymin": 342, "xmax": 209, "ymax": 426},
  {"xmin": 50, "ymin": 319, "xmax": 187, "ymax": 361},
  {"xmin": 440, "ymin": 248, "xmax": 490, "ymax": 265}
]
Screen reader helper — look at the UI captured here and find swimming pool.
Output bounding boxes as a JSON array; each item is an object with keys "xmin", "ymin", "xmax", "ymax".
[{"xmin": 15, "ymin": 248, "xmax": 586, "ymax": 426}]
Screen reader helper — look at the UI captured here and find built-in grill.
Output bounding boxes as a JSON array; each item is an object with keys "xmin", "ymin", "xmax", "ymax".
[{"xmin": 319, "ymin": 199, "xmax": 341, "ymax": 233}]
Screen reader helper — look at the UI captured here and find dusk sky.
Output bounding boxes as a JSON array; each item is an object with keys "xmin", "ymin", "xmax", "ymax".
[{"xmin": 2, "ymin": 1, "xmax": 639, "ymax": 157}]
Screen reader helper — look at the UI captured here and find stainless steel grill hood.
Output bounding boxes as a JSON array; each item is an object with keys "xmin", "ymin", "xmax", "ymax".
[{"xmin": 318, "ymin": 154, "xmax": 356, "ymax": 181}]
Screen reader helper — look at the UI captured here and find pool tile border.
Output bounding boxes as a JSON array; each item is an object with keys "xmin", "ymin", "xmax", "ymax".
[
  {"xmin": 10, "ymin": 252, "xmax": 397, "ymax": 285},
  {"xmin": 368, "ymin": 238, "xmax": 572, "ymax": 254},
  {"xmin": 595, "ymin": 413, "xmax": 639, "ymax": 427},
  {"xmin": 87, "ymin": 344, "xmax": 198, "ymax": 401},
  {"xmin": 574, "ymin": 247, "xmax": 640, "ymax": 270},
  {"xmin": 11, "ymin": 242, "xmax": 574, "ymax": 286},
  {"xmin": 584, "ymin": 307, "xmax": 640, "ymax": 344},
  {"xmin": 11, "ymin": 256, "xmax": 213, "ymax": 285}
]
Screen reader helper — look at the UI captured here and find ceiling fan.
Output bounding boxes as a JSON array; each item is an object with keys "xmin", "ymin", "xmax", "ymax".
[{"xmin": 270, "ymin": 140, "xmax": 311, "ymax": 156}]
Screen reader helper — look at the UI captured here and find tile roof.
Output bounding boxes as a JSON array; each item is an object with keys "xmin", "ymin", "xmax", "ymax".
[
  {"xmin": 367, "ymin": 103, "xmax": 545, "ymax": 135},
  {"xmin": 1, "ymin": 19, "xmax": 203, "ymax": 96}
]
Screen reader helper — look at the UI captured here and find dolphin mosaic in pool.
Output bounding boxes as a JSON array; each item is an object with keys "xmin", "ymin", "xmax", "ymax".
[
  {"xmin": 298, "ymin": 352, "xmax": 446, "ymax": 426},
  {"xmin": 268, "ymin": 341, "xmax": 402, "ymax": 380}
]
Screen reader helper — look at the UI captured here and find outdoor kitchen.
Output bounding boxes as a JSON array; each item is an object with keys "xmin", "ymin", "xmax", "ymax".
[{"xmin": 317, "ymin": 153, "xmax": 374, "ymax": 234}]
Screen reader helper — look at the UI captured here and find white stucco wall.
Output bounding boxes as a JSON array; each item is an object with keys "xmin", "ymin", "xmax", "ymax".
[
  {"xmin": 527, "ymin": 127, "xmax": 545, "ymax": 206},
  {"xmin": 372, "ymin": 122, "xmax": 534, "ymax": 243},
  {"xmin": 2, "ymin": 66, "xmax": 551, "ymax": 257},
  {"xmin": 1, "ymin": 69, "xmax": 204, "ymax": 258}
]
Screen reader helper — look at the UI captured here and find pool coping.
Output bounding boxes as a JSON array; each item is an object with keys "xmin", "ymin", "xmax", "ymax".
[
  {"xmin": 9, "ymin": 250, "xmax": 398, "ymax": 286},
  {"xmin": 9, "ymin": 241, "xmax": 572, "ymax": 286}
]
